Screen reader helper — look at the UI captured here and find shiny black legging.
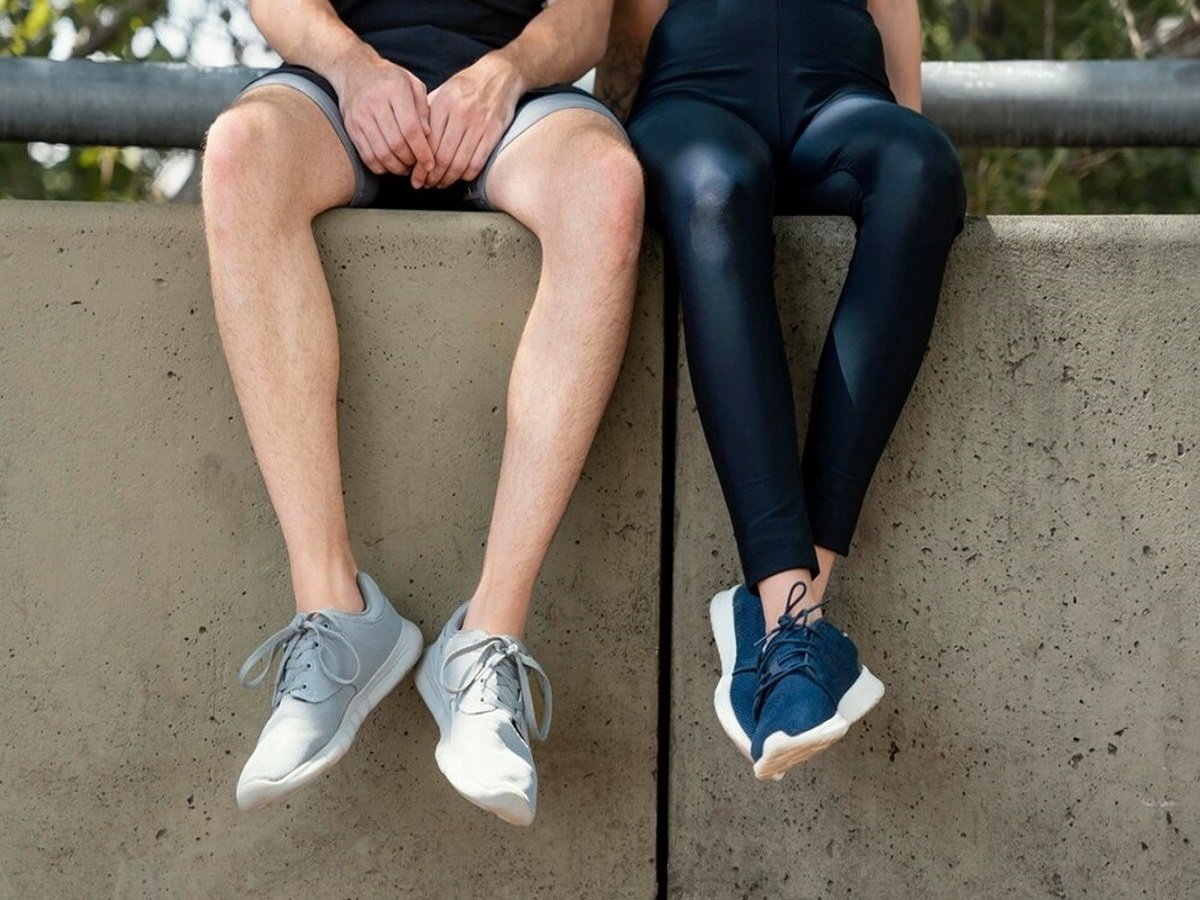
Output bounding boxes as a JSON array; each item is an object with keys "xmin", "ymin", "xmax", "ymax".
[{"xmin": 630, "ymin": 28, "xmax": 966, "ymax": 588}]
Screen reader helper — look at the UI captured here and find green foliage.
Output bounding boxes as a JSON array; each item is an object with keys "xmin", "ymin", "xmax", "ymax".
[
  {"xmin": 2, "ymin": 0, "xmax": 172, "ymax": 60},
  {"xmin": 0, "ymin": 0, "xmax": 216, "ymax": 201},
  {"xmin": 1, "ymin": 0, "xmax": 1197, "ymax": 210},
  {"xmin": 922, "ymin": 0, "xmax": 1200, "ymax": 214},
  {"xmin": 962, "ymin": 146, "xmax": 1200, "ymax": 214},
  {"xmin": 0, "ymin": 142, "xmax": 162, "ymax": 201}
]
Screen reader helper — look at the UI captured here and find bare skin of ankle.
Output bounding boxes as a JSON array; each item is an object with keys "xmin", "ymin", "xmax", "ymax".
[{"xmin": 756, "ymin": 546, "xmax": 838, "ymax": 628}]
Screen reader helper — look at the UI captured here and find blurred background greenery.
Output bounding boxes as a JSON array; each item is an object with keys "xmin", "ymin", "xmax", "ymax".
[
  {"xmin": 0, "ymin": 0, "xmax": 270, "ymax": 201},
  {"xmin": 924, "ymin": 0, "xmax": 1200, "ymax": 212},
  {"xmin": 1, "ymin": 0, "xmax": 1198, "ymax": 210}
]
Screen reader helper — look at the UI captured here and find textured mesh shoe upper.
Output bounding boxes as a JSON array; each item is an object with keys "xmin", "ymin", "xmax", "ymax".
[
  {"xmin": 750, "ymin": 595, "xmax": 862, "ymax": 761},
  {"xmin": 425, "ymin": 604, "xmax": 552, "ymax": 807},
  {"xmin": 237, "ymin": 572, "xmax": 406, "ymax": 785},
  {"xmin": 240, "ymin": 693, "xmax": 354, "ymax": 778},
  {"xmin": 729, "ymin": 585, "xmax": 767, "ymax": 739}
]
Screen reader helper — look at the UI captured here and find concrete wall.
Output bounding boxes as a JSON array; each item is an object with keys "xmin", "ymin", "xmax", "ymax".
[
  {"xmin": 670, "ymin": 217, "xmax": 1200, "ymax": 898},
  {"xmin": 0, "ymin": 202, "xmax": 663, "ymax": 899},
  {"xmin": 2, "ymin": 204, "xmax": 1198, "ymax": 899}
]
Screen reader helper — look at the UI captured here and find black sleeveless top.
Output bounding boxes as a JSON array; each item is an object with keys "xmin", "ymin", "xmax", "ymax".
[{"xmin": 331, "ymin": 0, "xmax": 545, "ymax": 89}]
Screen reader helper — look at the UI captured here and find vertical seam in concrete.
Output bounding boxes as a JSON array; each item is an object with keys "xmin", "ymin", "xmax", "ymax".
[{"xmin": 655, "ymin": 258, "xmax": 680, "ymax": 900}]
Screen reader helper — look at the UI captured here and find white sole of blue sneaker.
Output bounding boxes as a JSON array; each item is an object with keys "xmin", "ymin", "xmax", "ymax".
[
  {"xmin": 236, "ymin": 621, "xmax": 424, "ymax": 812},
  {"xmin": 415, "ymin": 656, "xmax": 536, "ymax": 827},
  {"xmin": 710, "ymin": 587, "xmax": 754, "ymax": 763},
  {"xmin": 752, "ymin": 665, "xmax": 885, "ymax": 782}
]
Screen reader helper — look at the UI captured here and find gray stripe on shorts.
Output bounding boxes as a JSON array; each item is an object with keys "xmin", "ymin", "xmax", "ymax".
[
  {"xmin": 237, "ymin": 72, "xmax": 379, "ymax": 207},
  {"xmin": 467, "ymin": 92, "xmax": 627, "ymax": 209}
]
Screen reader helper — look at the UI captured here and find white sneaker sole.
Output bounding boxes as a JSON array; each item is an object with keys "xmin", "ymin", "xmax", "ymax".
[
  {"xmin": 236, "ymin": 620, "xmax": 424, "ymax": 811},
  {"xmin": 710, "ymin": 587, "xmax": 754, "ymax": 762},
  {"xmin": 752, "ymin": 665, "xmax": 885, "ymax": 782},
  {"xmin": 416, "ymin": 653, "xmax": 535, "ymax": 827}
]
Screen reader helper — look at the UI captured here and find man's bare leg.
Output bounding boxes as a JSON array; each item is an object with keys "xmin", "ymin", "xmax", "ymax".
[
  {"xmin": 207, "ymin": 87, "xmax": 435, "ymax": 813},
  {"xmin": 461, "ymin": 110, "xmax": 644, "ymax": 638},
  {"xmin": 202, "ymin": 87, "xmax": 362, "ymax": 614}
]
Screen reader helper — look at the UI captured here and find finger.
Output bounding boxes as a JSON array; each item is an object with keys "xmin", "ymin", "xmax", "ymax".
[
  {"xmin": 412, "ymin": 94, "xmax": 450, "ymax": 188},
  {"xmin": 439, "ymin": 126, "xmax": 482, "ymax": 188},
  {"xmin": 374, "ymin": 107, "xmax": 416, "ymax": 170},
  {"xmin": 430, "ymin": 129, "xmax": 464, "ymax": 187},
  {"xmin": 399, "ymin": 117, "xmax": 432, "ymax": 174},
  {"xmin": 396, "ymin": 82, "xmax": 435, "ymax": 173},
  {"xmin": 409, "ymin": 75, "xmax": 433, "ymax": 135},
  {"xmin": 346, "ymin": 117, "xmax": 387, "ymax": 176},
  {"xmin": 366, "ymin": 111, "xmax": 410, "ymax": 175},
  {"xmin": 429, "ymin": 115, "xmax": 466, "ymax": 187},
  {"xmin": 463, "ymin": 124, "xmax": 503, "ymax": 183},
  {"xmin": 355, "ymin": 114, "xmax": 394, "ymax": 175}
]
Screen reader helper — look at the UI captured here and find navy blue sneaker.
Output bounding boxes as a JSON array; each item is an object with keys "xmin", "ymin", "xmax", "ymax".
[
  {"xmin": 709, "ymin": 585, "xmax": 766, "ymax": 760},
  {"xmin": 750, "ymin": 583, "xmax": 884, "ymax": 781}
]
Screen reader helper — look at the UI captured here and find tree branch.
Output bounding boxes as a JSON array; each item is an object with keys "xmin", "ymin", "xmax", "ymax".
[
  {"xmin": 71, "ymin": 0, "xmax": 161, "ymax": 58},
  {"xmin": 1108, "ymin": 0, "xmax": 1146, "ymax": 58},
  {"xmin": 1043, "ymin": 0, "xmax": 1055, "ymax": 59}
]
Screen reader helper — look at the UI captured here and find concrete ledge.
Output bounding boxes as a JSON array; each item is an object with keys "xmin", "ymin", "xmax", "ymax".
[
  {"xmin": 2, "ymin": 204, "xmax": 1198, "ymax": 898},
  {"xmin": 671, "ymin": 216, "xmax": 1200, "ymax": 898},
  {"xmin": 0, "ymin": 202, "xmax": 663, "ymax": 898}
]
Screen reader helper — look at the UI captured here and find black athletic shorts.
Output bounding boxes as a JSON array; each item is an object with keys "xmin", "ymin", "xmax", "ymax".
[{"xmin": 237, "ymin": 64, "xmax": 623, "ymax": 210}]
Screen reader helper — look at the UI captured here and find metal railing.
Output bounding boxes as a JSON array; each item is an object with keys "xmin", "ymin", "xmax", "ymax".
[{"xmin": 2, "ymin": 57, "xmax": 1200, "ymax": 148}]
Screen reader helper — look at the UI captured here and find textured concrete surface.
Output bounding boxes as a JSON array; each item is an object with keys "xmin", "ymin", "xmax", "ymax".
[
  {"xmin": 5, "ymin": 205, "xmax": 1199, "ymax": 899},
  {"xmin": 669, "ymin": 217, "xmax": 1200, "ymax": 898},
  {"xmin": 0, "ymin": 201, "xmax": 662, "ymax": 899}
]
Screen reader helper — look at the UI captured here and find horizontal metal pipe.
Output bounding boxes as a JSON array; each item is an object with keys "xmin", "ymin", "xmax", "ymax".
[
  {"xmin": 0, "ymin": 58, "xmax": 266, "ymax": 149},
  {"xmin": 922, "ymin": 60, "xmax": 1200, "ymax": 147},
  {"xmin": 2, "ymin": 57, "xmax": 1200, "ymax": 148}
]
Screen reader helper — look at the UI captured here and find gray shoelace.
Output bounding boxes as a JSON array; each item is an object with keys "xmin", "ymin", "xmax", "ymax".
[
  {"xmin": 238, "ymin": 614, "xmax": 361, "ymax": 706},
  {"xmin": 441, "ymin": 634, "xmax": 553, "ymax": 742}
]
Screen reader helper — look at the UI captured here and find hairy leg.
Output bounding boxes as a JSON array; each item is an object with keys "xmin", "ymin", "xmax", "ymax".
[
  {"xmin": 462, "ymin": 110, "xmax": 644, "ymax": 638},
  {"xmin": 202, "ymin": 86, "xmax": 362, "ymax": 614}
]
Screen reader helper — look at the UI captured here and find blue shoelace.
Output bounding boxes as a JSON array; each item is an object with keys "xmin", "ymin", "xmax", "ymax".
[{"xmin": 752, "ymin": 582, "xmax": 829, "ymax": 711}]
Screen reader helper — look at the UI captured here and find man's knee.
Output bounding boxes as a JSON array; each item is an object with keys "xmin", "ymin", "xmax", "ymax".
[
  {"xmin": 489, "ymin": 111, "xmax": 644, "ymax": 262},
  {"xmin": 565, "ymin": 136, "xmax": 645, "ymax": 263},
  {"xmin": 202, "ymin": 92, "xmax": 352, "ymax": 228},
  {"xmin": 202, "ymin": 103, "xmax": 280, "ymax": 219}
]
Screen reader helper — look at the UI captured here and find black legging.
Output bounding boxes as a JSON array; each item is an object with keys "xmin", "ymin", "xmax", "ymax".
[{"xmin": 629, "ymin": 0, "xmax": 966, "ymax": 588}]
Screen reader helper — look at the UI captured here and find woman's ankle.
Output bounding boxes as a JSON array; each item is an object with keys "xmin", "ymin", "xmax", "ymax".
[{"xmin": 757, "ymin": 569, "xmax": 818, "ymax": 626}]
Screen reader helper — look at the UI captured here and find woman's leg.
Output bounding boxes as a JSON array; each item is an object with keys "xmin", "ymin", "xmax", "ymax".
[
  {"xmin": 737, "ymin": 97, "xmax": 960, "ymax": 777},
  {"xmin": 631, "ymin": 99, "xmax": 820, "ymax": 617},
  {"xmin": 786, "ymin": 94, "xmax": 966, "ymax": 585}
]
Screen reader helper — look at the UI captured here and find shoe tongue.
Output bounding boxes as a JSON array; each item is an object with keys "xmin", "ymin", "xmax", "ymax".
[{"xmin": 278, "ymin": 628, "xmax": 315, "ymax": 678}]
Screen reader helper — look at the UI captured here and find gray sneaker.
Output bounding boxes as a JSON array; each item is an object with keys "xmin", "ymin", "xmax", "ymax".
[
  {"xmin": 235, "ymin": 572, "xmax": 423, "ymax": 811},
  {"xmin": 415, "ymin": 603, "xmax": 552, "ymax": 827}
]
